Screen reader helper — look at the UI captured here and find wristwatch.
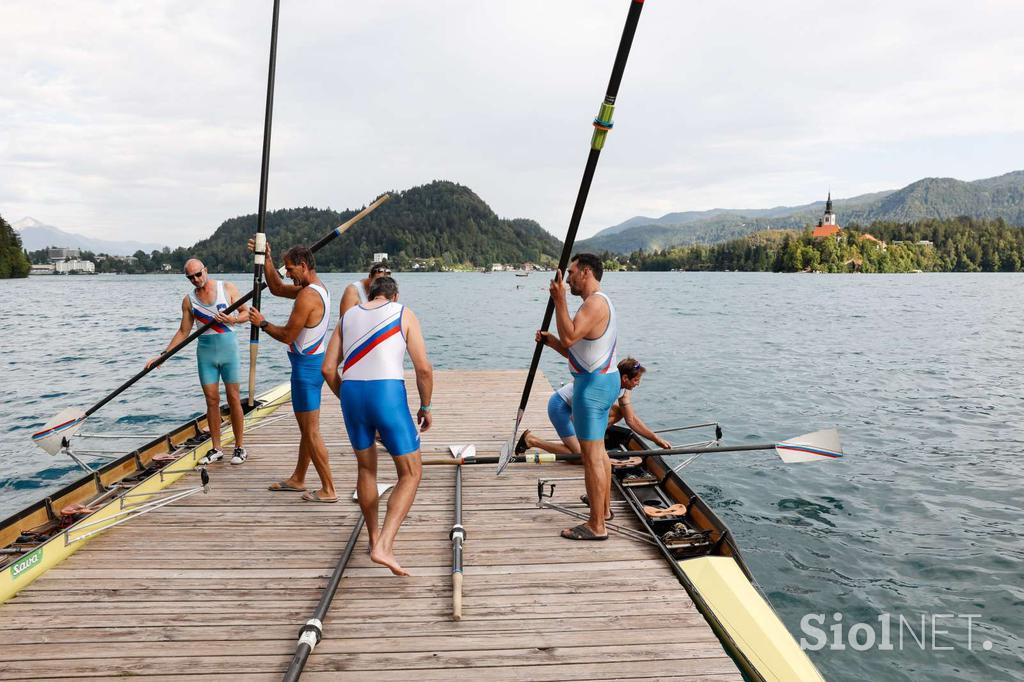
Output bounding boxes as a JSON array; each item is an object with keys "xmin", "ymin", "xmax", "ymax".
[{"xmin": 259, "ymin": 320, "xmax": 269, "ymax": 330}]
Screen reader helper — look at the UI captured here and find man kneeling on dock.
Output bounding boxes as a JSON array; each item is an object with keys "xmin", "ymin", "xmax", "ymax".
[{"xmin": 322, "ymin": 276, "xmax": 433, "ymax": 576}]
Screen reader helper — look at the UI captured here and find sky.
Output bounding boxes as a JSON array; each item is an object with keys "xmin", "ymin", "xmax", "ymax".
[{"xmin": 2, "ymin": 1, "xmax": 1024, "ymax": 246}]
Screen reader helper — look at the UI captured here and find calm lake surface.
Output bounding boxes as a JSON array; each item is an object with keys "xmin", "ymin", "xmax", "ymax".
[{"xmin": 0, "ymin": 272, "xmax": 1021, "ymax": 681}]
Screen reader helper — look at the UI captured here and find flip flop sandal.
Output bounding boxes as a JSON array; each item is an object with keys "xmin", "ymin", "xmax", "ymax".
[
  {"xmin": 302, "ymin": 491, "xmax": 339, "ymax": 503},
  {"xmin": 514, "ymin": 430, "xmax": 531, "ymax": 455},
  {"xmin": 560, "ymin": 524, "xmax": 608, "ymax": 541},
  {"xmin": 268, "ymin": 480, "xmax": 306, "ymax": 492}
]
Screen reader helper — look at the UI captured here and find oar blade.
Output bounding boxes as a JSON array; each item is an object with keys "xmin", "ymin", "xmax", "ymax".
[
  {"xmin": 496, "ymin": 439, "xmax": 513, "ymax": 476},
  {"xmin": 32, "ymin": 408, "xmax": 87, "ymax": 455},
  {"xmin": 775, "ymin": 428, "xmax": 843, "ymax": 464},
  {"xmin": 351, "ymin": 482, "xmax": 395, "ymax": 501}
]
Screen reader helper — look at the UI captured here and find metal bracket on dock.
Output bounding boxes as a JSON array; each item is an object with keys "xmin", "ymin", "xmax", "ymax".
[{"xmin": 535, "ymin": 476, "xmax": 657, "ymax": 546}]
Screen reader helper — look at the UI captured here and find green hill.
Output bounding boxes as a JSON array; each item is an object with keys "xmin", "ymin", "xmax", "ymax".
[
  {"xmin": 188, "ymin": 181, "xmax": 561, "ymax": 272},
  {"xmin": 581, "ymin": 171, "xmax": 1024, "ymax": 254},
  {"xmin": 0, "ymin": 214, "xmax": 31, "ymax": 279}
]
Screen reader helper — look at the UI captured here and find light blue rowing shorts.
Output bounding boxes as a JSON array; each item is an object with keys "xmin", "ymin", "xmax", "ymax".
[
  {"xmin": 196, "ymin": 333, "xmax": 241, "ymax": 386},
  {"xmin": 571, "ymin": 370, "xmax": 621, "ymax": 441}
]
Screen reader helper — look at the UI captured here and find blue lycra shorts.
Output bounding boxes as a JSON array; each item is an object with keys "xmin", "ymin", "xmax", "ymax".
[
  {"xmin": 197, "ymin": 334, "xmax": 241, "ymax": 386},
  {"xmin": 288, "ymin": 351, "xmax": 325, "ymax": 413},
  {"xmin": 547, "ymin": 392, "xmax": 576, "ymax": 439},
  {"xmin": 341, "ymin": 379, "xmax": 420, "ymax": 456},
  {"xmin": 571, "ymin": 370, "xmax": 621, "ymax": 441}
]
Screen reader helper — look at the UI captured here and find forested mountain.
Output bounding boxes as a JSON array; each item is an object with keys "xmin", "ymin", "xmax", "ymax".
[
  {"xmin": 581, "ymin": 171, "xmax": 1024, "ymax": 253},
  {"xmin": 189, "ymin": 181, "xmax": 561, "ymax": 272},
  {"xmin": 0, "ymin": 214, "xmax": 31, "ymax": 279}
]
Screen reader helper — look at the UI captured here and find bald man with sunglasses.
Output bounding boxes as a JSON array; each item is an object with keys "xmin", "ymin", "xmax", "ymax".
[{"xmin": 147, "ymin": 259, "xmax": 249, "ymax": 465}]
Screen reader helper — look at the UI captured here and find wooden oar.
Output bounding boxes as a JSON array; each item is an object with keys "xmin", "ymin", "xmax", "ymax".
[
  {"xmin": 432, "ymin": 429, "xmax": 844, "ymax": 467},
  {"xmin": 448, "ymin": 445, "xmax": 472, "ymax": 620},
  {"xmin": 247, "ymin": 0, "xmax": 283, "ymax": 408},
  {"xmin": 31, "ymin": 194, "xmax": 391, "ymax": 455},
  {"xmin": 499, "ymin": 0, "xmax": 647, "ymax": 475}
]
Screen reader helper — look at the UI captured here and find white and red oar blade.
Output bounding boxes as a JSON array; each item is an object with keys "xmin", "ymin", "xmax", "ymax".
[
  {"xmin": 775, "ymin": 428, "xmax": 843, "ymax": 464},
  {"xmin": 32, "ymin": 408, "xmax": 86, "ymax": 455}
]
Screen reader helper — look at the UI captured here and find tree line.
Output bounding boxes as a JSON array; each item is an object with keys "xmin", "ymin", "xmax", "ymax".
[{"xmin": 621, "ymin": 217, "xmax": 1024, "ymax": 273}]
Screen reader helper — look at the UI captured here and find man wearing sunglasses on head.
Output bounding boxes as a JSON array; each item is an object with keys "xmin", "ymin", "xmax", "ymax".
[
  {"xmin": 340, "ymin": 262, "xmax": 392, "ymax": 313},
  {"xmin": 147, "ymin": 259, "xmax": 249, "ymax": 465}
]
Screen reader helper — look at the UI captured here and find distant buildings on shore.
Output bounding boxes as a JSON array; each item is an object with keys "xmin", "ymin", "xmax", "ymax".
[{"xmin": 809, "ymin": 192, "xmax": 886, "ymax": 251}]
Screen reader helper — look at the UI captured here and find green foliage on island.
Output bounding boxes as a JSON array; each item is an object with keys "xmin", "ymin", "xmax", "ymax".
[
  {"xmin": 627, "ymin": 217, "xmax": 1024, "ymax": 273},
  {"xmin": 581, "ymin": 171, "xmax": 1024, "ymax": 254},
  {"xmin": 0, "ymin": 214, "xmax": 31, "ymax": 278},
  {"xmin": 190, "ymin": 181, "xmax": 561, "ymax": 273}
]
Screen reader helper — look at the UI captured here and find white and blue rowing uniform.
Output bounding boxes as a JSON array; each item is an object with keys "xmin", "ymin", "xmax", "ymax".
[
  {"xmin": 563, "ymin": 291, "xmax": 620, "ymax": 441},
  {"xmin": 339, "ymin": 300, "xmax": 420, "ymax": 456},
  {"xmin": 190, "ymin": 280, "xmax": 240, "ymax": 386},
  {"xmin": 287, "ymin": 283, "xmax": 331, "ymax": 413},
  {"xmin": 548, "ymin": 380, "xmax": 626, "ymax": 439}
]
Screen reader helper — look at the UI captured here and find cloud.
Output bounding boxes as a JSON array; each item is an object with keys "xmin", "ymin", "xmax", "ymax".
[{"xmin": 2, "ymin": 0, "xmax": 1024, "ymax": 245}]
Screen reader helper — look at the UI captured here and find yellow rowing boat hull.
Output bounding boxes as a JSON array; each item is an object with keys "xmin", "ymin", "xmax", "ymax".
[
  {"xmin": 679, "ymin": 556, "xmax": 825, "ymax": 681},
  {"xmin": 0, "ymin": 382, "xmax": 291, "ymax": 604}
]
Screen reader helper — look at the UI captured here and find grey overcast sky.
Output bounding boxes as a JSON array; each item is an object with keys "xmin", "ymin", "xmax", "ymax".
[{"xmin": 2, "ymin": 1, "xmax": 1024, "ymax": 245}]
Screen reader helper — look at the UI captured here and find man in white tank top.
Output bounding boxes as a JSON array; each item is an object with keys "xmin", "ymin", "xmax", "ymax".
[
  {"xmin": 247, "ymin": 241, "xmax": 337, "ymax": 503},
  {"xmin": 147, "ymin": 259, "xmax": 249, "ymax": 465},
  {"xmin": 322, "ymin": 276, "xmax": 434, "ymax": 576},
  {"xmin": 322, "ymin": 262, "xmax": 393, "ymax": 382},
  {"xmin": 540, "ymin": 253, "xmax": 621, "ymax": 541}
]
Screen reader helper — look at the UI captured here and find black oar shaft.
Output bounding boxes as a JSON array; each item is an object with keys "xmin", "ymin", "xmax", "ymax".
[
  {"xmin": 248, "ymin": 0, "xmax": 283, "ymax": 407},
  {"xmin": 282, "ymin": 513, "xmax": 365, "ymax": 682},
  {"xmin": 513, "ymin": 0, "xmax": 646, "ymax": 420},
  {"xmin": 451, "ymin": 464, "xmax": 465, "ymax": 621},
  {"xmin": 427, "ymin": 442, "xmax": 778, "ymax": 467}
]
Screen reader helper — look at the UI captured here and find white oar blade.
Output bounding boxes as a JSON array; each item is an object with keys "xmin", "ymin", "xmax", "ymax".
[
  {"xmin": 775, "ymin": 428, "xmax": 843, "ymax": 464},
  {"xmin": 496, "ymin": 439, "xmax": 513, "ymax": 476},
  {"xmin": 351, "ymin": 482, "xmax": 395, "ymax": 501},
  {"xmin": 32, "ymin": 408, "xmax": 86, "ymax": 455},
  {"xmin": 461, "ymin": 444, "xmax": 476, "ymax": 460}
]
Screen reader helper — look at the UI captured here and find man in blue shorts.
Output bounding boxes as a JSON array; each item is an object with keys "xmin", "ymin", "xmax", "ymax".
[
  {"xmin": 148, "ymin": 259, "xmax": 248, "ymax": 465},
  {"xmin": 322, "ymin": 276, "xmax": 433, "ymax": 576},
  {"xmin": 247, "ymin": 242, "xmax": 337, "ymax": 503},
  {"xmin": 516, "ymin": 355, "xmax": 672, "ymax": 520},
  {"xmin": 537, "ymin": 253, "xmax": 620, "ymax": 541}
]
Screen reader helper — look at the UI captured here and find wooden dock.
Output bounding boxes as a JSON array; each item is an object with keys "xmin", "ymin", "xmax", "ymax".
[{"xmin": 0, "ymin": 370, "xmax": 742, "ymax": 681}]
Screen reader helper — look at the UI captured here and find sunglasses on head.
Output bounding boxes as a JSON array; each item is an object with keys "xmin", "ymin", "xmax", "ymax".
[
  {"xmin": 185, "ymin": 269, "xmax": 204, "ymax": 280},
  {"xmin": 372, "ymin": 267, "xmax": 391, "ymax": 275}
]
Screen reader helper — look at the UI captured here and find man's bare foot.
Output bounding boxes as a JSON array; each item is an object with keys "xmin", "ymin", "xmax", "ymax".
[{"xmin": 370, "ymin": 547, "xmax": 410, "ymax": 576}]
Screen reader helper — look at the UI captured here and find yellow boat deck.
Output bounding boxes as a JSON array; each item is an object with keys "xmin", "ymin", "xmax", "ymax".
[{"xmin": 0, "ymin": 370, "xmax": 742, "ymax": 681}]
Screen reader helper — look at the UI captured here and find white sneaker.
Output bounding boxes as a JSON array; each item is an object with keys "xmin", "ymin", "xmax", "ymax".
[
  {"xmin": 198, "ymin": 448, "xmax": 223, "ymax": 465},
  {"xmin": 230, "ymin": 447, "xmax": 247, "ymax": 465}
]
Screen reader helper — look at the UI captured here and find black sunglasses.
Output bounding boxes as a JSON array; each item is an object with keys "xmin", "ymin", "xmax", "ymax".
[{"xmin": 185, "ymin": 269, "xmax": 205, "ymax": 280}]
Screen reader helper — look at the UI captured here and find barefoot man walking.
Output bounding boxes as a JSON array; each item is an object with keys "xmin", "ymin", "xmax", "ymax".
[
  {"xmin": 545, "ymin": 253, "xmax": 620, "ymax": 541},
  {"xmin": 322, "ymin": 276, "xmax": 433, "ymax": 576}
]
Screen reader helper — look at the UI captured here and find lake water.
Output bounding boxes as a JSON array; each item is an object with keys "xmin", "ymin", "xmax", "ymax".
[{"xmin": 0, "ymin": 272, "xmax": 1021, "ymax": 681}]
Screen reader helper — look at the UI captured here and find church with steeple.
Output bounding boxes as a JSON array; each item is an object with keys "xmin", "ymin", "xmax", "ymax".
[{"xmin": 811, "ymin": 192, "xmax": 841, "ymax": 239}]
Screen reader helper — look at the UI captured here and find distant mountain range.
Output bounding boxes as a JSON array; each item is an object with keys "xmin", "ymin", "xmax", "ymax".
[
  {"xmin": 578, "ymin": 171, "xmax": 1024, "ymax": 254},
  {"xmin": 13, "ymin": 217, "xmax": 166, "ymax": 255}
]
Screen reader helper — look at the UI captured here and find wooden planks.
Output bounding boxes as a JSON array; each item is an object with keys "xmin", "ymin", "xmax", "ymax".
[{"xmin": 0, "ymin": 370, "xmax": 740, "ymax": 681}]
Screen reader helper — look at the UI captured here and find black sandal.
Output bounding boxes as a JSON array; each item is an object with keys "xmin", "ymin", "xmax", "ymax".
[
  {"xmin": 560, "ymin": 524, "xmax": 608, "ymax": 541},
  {"xmin": 514, "ymin": 430, "xmax": 531, "ymax": 455}
]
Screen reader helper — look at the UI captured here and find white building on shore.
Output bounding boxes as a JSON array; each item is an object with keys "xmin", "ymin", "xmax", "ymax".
[{"xmin": 54, "ymin": 259, "xmax": 96, "ymax": 274}]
